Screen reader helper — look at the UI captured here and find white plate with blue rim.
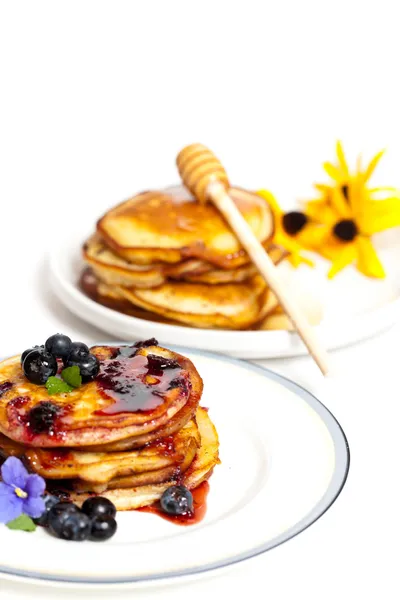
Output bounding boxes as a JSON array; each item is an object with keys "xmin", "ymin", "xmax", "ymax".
[
  {"xmin": 0, "ymin": 345, "xmax": 349, "ymax": 589},
  {"xmin": 48, "ymin": 228, "xmax": 400, "ymax": 359}
]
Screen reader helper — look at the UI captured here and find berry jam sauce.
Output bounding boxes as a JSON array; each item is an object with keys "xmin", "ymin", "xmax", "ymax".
[
  {"xmin": 0, "ymin": 381, "xmax": 13, "ymax": 397},
  {"xmin": 95, "ymin": 353, "xmax": 183, "ymax": 415},
  {"xmin": 6, "ymin": 398, "xmax": 69, "ymax": 443},
  {"xmin": 138, "ymin": 481, "xmax": 210, "ymax": 526}
]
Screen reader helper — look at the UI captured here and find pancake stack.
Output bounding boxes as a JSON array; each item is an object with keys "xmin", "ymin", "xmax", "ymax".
[
  {"xmin": 81, "ymin": 186, "xmax": 288, "ymax": 330},
  {"xmin": 0, "ymin": 342, "xmax": 219, "ymax": 510}
]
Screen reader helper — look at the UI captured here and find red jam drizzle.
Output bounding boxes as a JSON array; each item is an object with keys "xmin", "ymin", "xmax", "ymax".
[
  {"xmin": 138, "ymin": 481, "xmax": 210, "ymax": 526},
  {"xmin": 32, "ymin": 448, "xmax": 72, "ymax": 471},
  {"xmin": 95, "ymin": 354, "xmax": 183, "ymax": 416}
]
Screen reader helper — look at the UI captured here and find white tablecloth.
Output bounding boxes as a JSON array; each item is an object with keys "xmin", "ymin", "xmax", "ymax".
[{"xmin": 1, "ymin": 1, "xmax": 399, "ymax": 596}]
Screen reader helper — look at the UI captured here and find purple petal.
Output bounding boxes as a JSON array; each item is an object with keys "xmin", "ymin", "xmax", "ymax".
[
  {"xmin": 1, "ymin": 457, "xmax": 29, "ymax": 489},
  {"xmin": 22, "ymin": 495, "xmax": 46, "ymax": 519},
  {"xmin": 25, "ymin": 474, "xmax": 46, "ymax": 498},
  {"xmin": 0, "ymin": 483, "xmax": 23, "ymax": 523}
]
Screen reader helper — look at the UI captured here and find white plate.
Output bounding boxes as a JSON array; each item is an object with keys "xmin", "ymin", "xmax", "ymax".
[
  {"xmin": 0, "ymin": 348, "xmax": 349, "ymax": 587},
  {"xmin": 49, "ymin": 229, "xmax": 400, "ymax": 359}
]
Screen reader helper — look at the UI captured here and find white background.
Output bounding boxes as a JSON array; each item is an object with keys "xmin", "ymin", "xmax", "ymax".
[{"xmin": 0, "ymin": 1, "xmax": 400, "ymax": 598}]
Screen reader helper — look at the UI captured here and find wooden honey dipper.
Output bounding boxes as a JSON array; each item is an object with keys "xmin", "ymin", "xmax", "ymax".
[{"xmin": 177, "ymin": 143, "xmax": 330, "ymax": 376}]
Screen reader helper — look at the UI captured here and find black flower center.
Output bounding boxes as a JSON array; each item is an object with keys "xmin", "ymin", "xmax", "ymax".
[
  {"xmin": 333, "ymin": 219, "xmax": 358, "ymax": 242},
  {"xmin": 282, "ymin": 211, "xmax": 308, "ymax": 236}
]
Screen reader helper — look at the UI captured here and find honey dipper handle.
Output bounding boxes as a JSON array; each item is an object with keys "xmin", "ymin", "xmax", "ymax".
[{"xmin": 208, "ymin": 181, "xmax": 330, "ymax": 376}]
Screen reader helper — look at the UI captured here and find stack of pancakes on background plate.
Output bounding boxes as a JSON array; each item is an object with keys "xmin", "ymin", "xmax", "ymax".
[
  {"xmin": 81, "ymin": 186, "xmax": 289, "ymax": 330},
  {"xmin": 0, "ymin": 343, "xmax": 219, "ymax": 510}
]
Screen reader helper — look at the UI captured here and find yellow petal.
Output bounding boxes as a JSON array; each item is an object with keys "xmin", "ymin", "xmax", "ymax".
[
  {"xmin": 274, "ymin": 232, "xmax": 307, "ymax": 254},
  {"xmin": 330, "ymin": 186, "xmax": 352, "ymax": 219},
  {"xmin": 363, "ymin": 149, "xmax": 385, "ymax": 182},
  {"xmin": 287, "ymin": 253, "xmax": 314, "ymax": 268},
  {"xmin": 288, "ymin": 254, "xmax": 301, "ymax": 268},
  {"xmin": 305, "ymin": 199, "xmax": 337, "ymax": 223},
  {"xmin": 257, "ymin": 190, "xmax": 282, "ymax": 217},
  {"xmin": 323, "ymin": 162, "xmax": 343, "ymax": 182},
  {"xmin": 369, "ymin": 186, "xmax": 398, "ymax": 194},
  {"xmin": 355, "ymin": 237, "xmax": 385, "ymax": 278},
  {"xmin": 360, "ymin": 198, "xmax": 400, "ymax": 234},
  {"xmin": 348, "ymin": 173, "xmax": 366, "ymax": 219},
  {"xmin": 327, "ymin": 244, "xmax": 357, "ymax": 278},
  {"xmin": 298, "ymin": 224, "xmax": 330, "ymax": 249},
  {"xmin": 320, "ymin": 238, "xmax": 348, "ymax": 260},
  {"xmin": 336, "ymin": 141, "xmax": 349, "ymax": 177},
  {"xmin": 314, "ymin": 183, "xmax": 332, "ymax": 193}
]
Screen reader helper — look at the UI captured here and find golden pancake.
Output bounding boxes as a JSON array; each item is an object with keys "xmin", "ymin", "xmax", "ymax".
[
  {"xmin": 115, "ymin": 276, "xmax": 273, "ymax": 329},
  {"xmin": 83, "ymin": 234, "xmax": 287, "ymax": 289},
  {"xmin": 97, "ymin": 186, "xmax": 274, "ymax": 267},
  {"xmin": 83, "ymin": 234, "xmax": 166, "ymax": 288},
  {"xmin": 83, "ymin": 234, "xmax": 211, "ymax": 289},
  {"xmin": 81, "ymin": 382, "xmax": 199, "ymax": 451},
  {"xmin": 0, "ymin": 344, "xmax": 202, "ymax": 447},
  {"xmin": 179, "ymin": 245, "xmax": 288, "ymax": 284},
  {"xmin": 23, "ymin": 418, "xmax": 200, "ymax": 484},
  {"xmin": 50, "ymin": 407, "xmax": 220, "ymax": 510},
  {"xmin": 79, "ymin": 268, "xmax": 167, "ymax": 322},
  {"xmin": 72, "ymin": 427, "xmax": 200, "ymax": 493}
]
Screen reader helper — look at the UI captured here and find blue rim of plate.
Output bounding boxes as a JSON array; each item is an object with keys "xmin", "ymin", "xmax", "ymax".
[{"xmin": 0, "ymin": 346, "xmax": 350, "ymax": 585}]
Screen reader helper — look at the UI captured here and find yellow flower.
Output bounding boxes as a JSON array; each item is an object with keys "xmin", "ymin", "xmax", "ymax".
[
  {"xmin": 257, "ymin": 189, "xmax": 315, "ymax": 267},
  {"xmin": 303, "ymin": 142, "xmax": 400, "ymax": 278}
]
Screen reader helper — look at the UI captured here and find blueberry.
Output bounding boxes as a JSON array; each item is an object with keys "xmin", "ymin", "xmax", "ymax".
[
  {"xmin": 81, "ymin": 497, "xmax": 116, "ymax": 519},
  {"xmin": 23, "ymin": 349, "xmax": 57, "ymax": 385},
  {"xmin": 146, "ymin": 354, "xmax": 180, "ymax": 374},
  {"xmin": 90, "ymin": 516, "xmax": 117, "ymax": 541},
  {"xmin": 45, "ymin": 334, "xmax": 72, "ymax": 361},
  {"xmin": 133, "ymin": 338, "xmax": 158, "ymax": 348},
  {"xmin": 48, "ymin": 502, "xmax": 81, "ymax": 537},
  {"xmin": 66, "ymin": 353, "xmax": 100, "ymax": 383},
  {"xmin": 34, "ymin": 495, "xmax": 61, "ymax": 527},
  {"xmin": 67, "ymin": 342, "xmax": 90, "ymax": 363},
  {"xmin": 27, "ymin": 401, "xmax": 60, "ymax": 434},
  {"xmin": 21, "ymin": 345, "xmax": 44, "ymax": 365},
  {"xmin": 160, "ymin": 485, "xmax": 193, "ymax": 516},
  {"xmin": 58, "ymin": 512, "xmax": 91, "ymax": 541}
]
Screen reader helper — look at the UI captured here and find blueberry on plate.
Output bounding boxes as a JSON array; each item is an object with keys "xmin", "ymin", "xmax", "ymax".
[
  {"xmin": 23, "ymin": 349, "xmax": 57, "ymax": 385},
  {"xmin": 34, "ymin": 495, "xmax": 61, "ymax": 527},
  {"xmin": 90, "ymin": 515, "xmax": 117, "ymax": 541},
  {"xmin": 45, "ymin": 334, "xmax": 72, "ymax": 361},
  {"xmin": 66, "ymin": 353, "xmax": 99, "ymax": 383},
  {"xmin": 47, "ymin": 502, "xmax": 81, "ymax": 537},
  {"xmin": 67, "ymin": 342, "xmax": 90, "ymax": 363},
  {"xmin": 160, "ymin": 485, "xmax": 193, "ymax": 516},
  {"xmin": 58, "ymin": 512, "xmax": 91, "ymax": 541},
  {"xmin": 82, "ymin": 497, "xmax": 116, "ymax": 519},
  {"xmin": 21, "ymin": 345, "xmax": 44, "ymax": 365}
]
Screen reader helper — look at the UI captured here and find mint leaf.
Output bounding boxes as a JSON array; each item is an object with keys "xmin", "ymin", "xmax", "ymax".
[
  {"xmin": 61, "ymin": 365, "xmax": 82, "ymax": 388},
  {"xmin": 45, "ymin": 376, "xmax": 73, "ymax": 395},
  {"xmin": 7, "ymin": 514, "xmax": 36, "ymax": 532}
]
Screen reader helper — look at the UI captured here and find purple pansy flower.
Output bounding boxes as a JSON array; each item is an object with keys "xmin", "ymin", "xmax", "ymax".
[{"xmin": 0, "ymin": 457, "xmax": 45, "ymax": 523}]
